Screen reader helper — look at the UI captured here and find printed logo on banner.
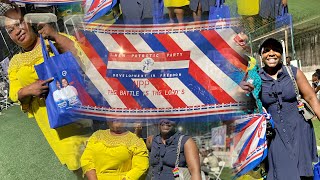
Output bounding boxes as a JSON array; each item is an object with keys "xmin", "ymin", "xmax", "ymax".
[{"xmin": 107, "ymin": 52, "xmax": 190, "ymax": 78}]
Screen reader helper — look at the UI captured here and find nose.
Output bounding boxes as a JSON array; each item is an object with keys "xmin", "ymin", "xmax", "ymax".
[
  {"xmin": 14, "ymin": 27, "xmax": 22, "ymax": 37},
  {"xmin": 267, "ymin": 49, "xmax": 276, "ymax": 57}
]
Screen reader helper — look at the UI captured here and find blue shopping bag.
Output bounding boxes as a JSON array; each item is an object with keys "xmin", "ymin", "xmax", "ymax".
[
  {"xmin": 153, "ymin": 0, "xmax": 164, "ymax": 24},
  {"xmin": 315, "ymin": 161, "xmax": 320, "ymax": 180},
  {"xmin": 275, "ymin": 6, "xmax": 292, "ymax": 29},
  {"xmin": 35, "ymin": 36, "xmax": 86, "ymax": 128},
  {"xmin": 209, "ymin": 0, "xmax": 230, "ymax": 28}
]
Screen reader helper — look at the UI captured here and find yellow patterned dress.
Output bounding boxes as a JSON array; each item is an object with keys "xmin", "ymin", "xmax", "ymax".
[
  {"xmin": 8, "ymin": 35, "xmax": 92, "ymax": 170},
  {"xmin": 164, "ymin": 0, "xmax": 190, "ymax": 7},
  {"xmin": 237, "ymin": 0, "xmax": 259, "ymax": 15},
  {"xmin": 80, "ymin": 130, "xmax": 149, "ymax": 180}
]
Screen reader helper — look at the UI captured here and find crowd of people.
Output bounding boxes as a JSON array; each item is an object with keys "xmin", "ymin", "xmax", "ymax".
[{"xmin": 1, "ymin": 0, "xmax": 320, "ymax": 180}]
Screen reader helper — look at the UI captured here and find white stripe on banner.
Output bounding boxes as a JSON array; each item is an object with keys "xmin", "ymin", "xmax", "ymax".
[
  {"xmin": 77, "ymin": 44, "xmax": 126, "ymax": 108},
  {"xmin": 216, "ymin": 28, "xmax": 247, "ymax": 57},
  {"xmin": 96, "ymin": 32, "xmax": 121, "ymax": 52},
  {"xmin": 125, "ymin": 34, "xmax": 153, "ymax": 52},
  {"xmin": 125, "ymin": 34, "xmax": 204, "ymax": 107},
  {"xmin": 107, "ymin": 61, "xmax": 190, "ymax": 70},
  {"xmin": 233, "ymin": 117, "xmax": 260, "ymax": 156},
  {"xmin": 162, "ymin": 78, "xmax": 204, "ymax": 106},
  {"xmin": 247, "ymin": 116, "xmax": 266, "ymax": 156},
  {"xmin": 132, "ymin": 78, "xmax": 173, "ymax": 108},
  {"xmin": 169, "ymin": 33, "xmax": 242, "ymax": 102}
]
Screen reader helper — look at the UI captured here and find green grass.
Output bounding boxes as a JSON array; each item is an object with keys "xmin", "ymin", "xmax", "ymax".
[
  {"xmin": 313, "ymin": 119, "xmax": 320, "ymax": 155},
  {"xmin": 0, "ymin": 106, "xmax": 80, "ymax": 180}
]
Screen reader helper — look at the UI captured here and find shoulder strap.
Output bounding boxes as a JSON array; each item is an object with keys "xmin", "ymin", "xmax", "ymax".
[
  {"xmin": 175, "ymin": 135, "xmax": 184, "ymax": 168},
  {"xmin": 285, "ymin": 65, "xmax": 300, "ymax": 100}
]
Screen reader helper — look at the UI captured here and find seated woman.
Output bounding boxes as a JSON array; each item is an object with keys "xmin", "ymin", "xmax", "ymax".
[
  {"xmin": 147, "ymin": 119, "xmax": 201, "ymax": 180},
  {"xmin": 81, "ymin": 120, "xmax": 149, "ymax": 180}
]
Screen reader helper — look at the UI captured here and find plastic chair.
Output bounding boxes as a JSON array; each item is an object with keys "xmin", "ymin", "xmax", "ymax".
[{"xmin": 208, "ymin": 161, "xmax": 225, "ymax": 180}]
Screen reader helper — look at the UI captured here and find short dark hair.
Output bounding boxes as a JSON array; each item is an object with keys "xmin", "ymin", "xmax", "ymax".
[{"xmin": 258, "ymin": 38, "xmax": 283, "ymax": 55}]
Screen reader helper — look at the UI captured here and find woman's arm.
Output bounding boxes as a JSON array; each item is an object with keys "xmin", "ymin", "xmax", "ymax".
[
  {"xmin": 85, "ymin": 170, "xmax": 98, "ymax": 180},
  {"xmin": 146, "ymin": 135, "xmax": 154, "ymax": 151},
  {"xmin": 296, "ymin": 69, "xmax": 320, "ymax": 120},
  {"xmin": 81, "ymin": 134, "xmax": 98, "ymax": 180},
  {"xmin": 184, "ymin": 138, "xmax": 201, "ymax": 180},
  {"xmin": 125, "ymin": 138, "xmax": 149, "ymax": 180},
  {"xmin": 37, "ymin": 24, "xmax": 78, "ymax": 58},
  {"xmin": 17, "ymin": 78, "xmax": 54, "ymax": 102}
]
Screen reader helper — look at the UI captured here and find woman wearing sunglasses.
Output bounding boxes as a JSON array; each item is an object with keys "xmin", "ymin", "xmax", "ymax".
[{"xmin": 240, "ymin": 38, "xmax": 320, "ymax": 179}]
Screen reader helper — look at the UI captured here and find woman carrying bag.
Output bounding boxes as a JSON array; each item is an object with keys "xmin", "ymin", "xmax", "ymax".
[
  {"xmin": 240, "ymin": 38, "xmax": 319, "ymax": 179},
  {"xmin": 2, "ymin": 3, "xmax": 92, "ymax": 171}
]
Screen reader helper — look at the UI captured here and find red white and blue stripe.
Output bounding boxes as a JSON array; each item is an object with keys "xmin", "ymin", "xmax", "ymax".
[
  {"xmin": 83, "ymin": 0, "xmax": 116, "ymax": 23},
  {"xmin": 69, "ymin": 20, "xmax": 251, "ymax": 120},
  {"xmin": 233, "ymin": 113, "xmax": 269, "ymax": 177}
]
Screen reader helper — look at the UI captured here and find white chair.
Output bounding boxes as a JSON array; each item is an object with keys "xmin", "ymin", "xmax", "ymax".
[{"xmin": 208, "ymin": 161, "xmax": 225, "ymax": 180}]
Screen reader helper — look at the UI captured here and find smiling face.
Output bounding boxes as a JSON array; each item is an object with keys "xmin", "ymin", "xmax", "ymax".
[
  {"xmin": 159, "ymin": 119, "xmax": 176, "ymax": 136},
  {"xmin": 4, "ymin": 8, "xmax": 37, "ymax": 50},
  {"xmin": 261, "ymin": 46, "xmax": 282, "ymax": 68},
  {"xmin": 61, "ymin": 78, "xmax": 68, "ymax": 88},
  {"xmin": 56, "ymin": 80, "xmax": 61, "ymax": 89}
]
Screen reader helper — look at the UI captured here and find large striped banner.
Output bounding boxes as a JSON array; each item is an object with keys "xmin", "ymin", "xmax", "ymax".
[{"xmin": 69, "ymin": 19, "xmax": 252, "ymax": 121}]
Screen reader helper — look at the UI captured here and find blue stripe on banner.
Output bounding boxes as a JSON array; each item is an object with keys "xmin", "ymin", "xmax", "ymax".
[
  {"xmin": 185, "ymin": 31, "xmax": 244, "ymax": 84},
  {"xmin": 82, "ymin": 31, "xmax": 109, "ymax": 65},
  {"xmin": 140, "ymin": 34, "xmax": 168, "ymax": 52},
  {"xmin": 117, "ymin": 78, "xmax": 156, "ymax": 108},
  {"xmin": 107, "ymin": 69, "xmax": 189, "ymax": 78},
  {"xmin": 72, "ymin": 54, "xmax": 111, "ymax": 107},
  {"xmin": 141, "ymin": 33, "xmax": 218, "ymax": 104},
  {"xmin": 178, "ymin": 75, "xmax": 218, "ymax": 104}
]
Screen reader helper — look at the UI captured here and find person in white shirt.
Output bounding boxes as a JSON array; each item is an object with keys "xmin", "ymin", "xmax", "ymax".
[
  {"xmin": 61, "ymin": 77, "xmax": 80, "ymax": 106},
  {"xmin": 52, "ymin": 80, "xmax": 67, "ymax": 102}
]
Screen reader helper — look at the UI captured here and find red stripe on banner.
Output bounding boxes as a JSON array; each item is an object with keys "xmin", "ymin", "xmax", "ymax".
[
  {"xmin": 237, "ymin": 118, "xmax": 263, "ymax": 162},
  {"xmin": 154, "ymin": 34, "xmax": 236, "ymax": 103},
  {"xmin": 73, "ymin": 79, "xmax": 96, "ymax": 107},
  {"xmin": 111, "ymin": 34, "xmax": 137, "ymax": 52},
  {"xmin": 237, "ymin": 144, "xmax": 267, "ymax": 171},
  {"xmin": 148, "ymin": 78, "xmax": 186, "ymax": 108},
  {"xmin": 233, "ymin": 115, "xmax": 261, "ymax": 148},
  {"xmin": 78, "ymin": 32, "xmax": 141, "ymax": 109},
  {"xmin": 112, "ymin": 34, "xmax": 187, "ymax": 108},
  {"xmin": 201, "ymin": 30, "xmax": 247, "ymax": 71}
]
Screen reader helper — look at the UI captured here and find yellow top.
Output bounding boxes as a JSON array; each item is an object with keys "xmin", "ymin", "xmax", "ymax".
[
  {"xmin": 164, "ymin": 0, "xmax": 190, "ymax": 8},
  {"xmin": 8, "ymin": 34, "xmax": 92, "ymax": 170},
  {"xmin": 237, "ymin": 0, "xmax": 259, "ymax": 16},
  {"xmin": 81, "ymin": 129, "xmax": 149, "ymax": 180}
]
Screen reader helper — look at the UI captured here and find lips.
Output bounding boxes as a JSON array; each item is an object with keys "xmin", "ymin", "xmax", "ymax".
[{"xmin": 17, "ymin": 33, "xmax": 26, "ymax": 42}]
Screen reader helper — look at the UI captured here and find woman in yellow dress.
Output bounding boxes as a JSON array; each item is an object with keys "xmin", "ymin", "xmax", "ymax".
[
  {"xmin": 81, "ymin": 120, "xmax": 149, "ymax": 180},
  {"xmin": 2, "ymin": 4, "xmax": 92, "ymax": 170},
  {"xmin": 164, "ymin": 0, "xmax": 190, "ymax": 23}
]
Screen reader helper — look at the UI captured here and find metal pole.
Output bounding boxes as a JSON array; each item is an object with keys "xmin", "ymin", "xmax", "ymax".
[{"xmin": 0, "ymin": 30, "xmax": 13, "ymax": 58}]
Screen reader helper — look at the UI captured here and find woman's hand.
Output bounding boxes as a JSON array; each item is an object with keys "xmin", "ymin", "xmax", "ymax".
[
  {"xmin": 19, "ymin": 77, "xmax": 53, "ymax": 99},
  {"xmin": 37, "ymin": 23, "xmax": 58, "ymax": 41},
  {"xmin": 239, "ymin": 80, "xmax": 254, "ymax": 94}
]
